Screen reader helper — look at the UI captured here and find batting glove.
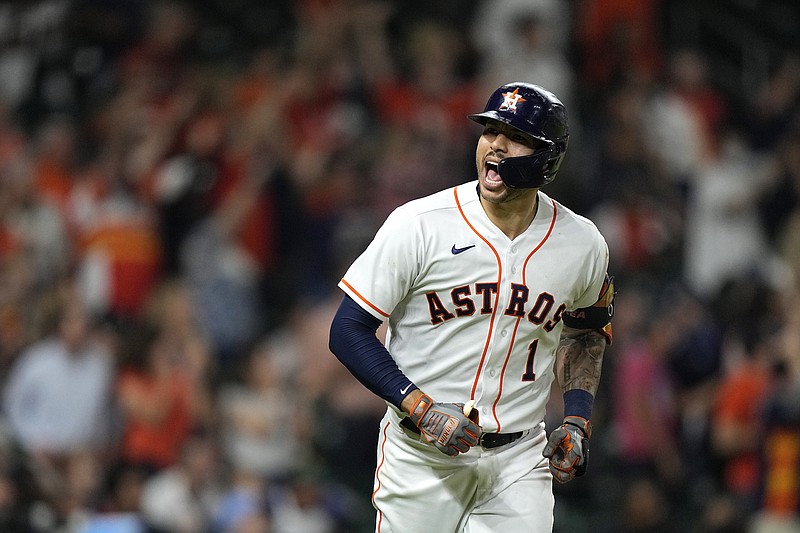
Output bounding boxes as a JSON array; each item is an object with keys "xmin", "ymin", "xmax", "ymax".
[
  {"xmin": 542, "ymin": 416, "xmax": 592, "ymax": 483},
  {"xmin": 408, "ymin": 394, "xmax": 481, "ymax": 456}
]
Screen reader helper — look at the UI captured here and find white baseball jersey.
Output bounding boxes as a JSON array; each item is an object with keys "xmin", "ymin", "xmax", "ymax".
[{"xmin": 339, "ymin": 181, "xmax": 609, "ymax": 433}]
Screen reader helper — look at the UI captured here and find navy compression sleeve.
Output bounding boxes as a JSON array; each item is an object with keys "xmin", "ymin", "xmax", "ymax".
[{"xmin": 328, "ymin": 295, "xmax": 417, "ymax": 408}]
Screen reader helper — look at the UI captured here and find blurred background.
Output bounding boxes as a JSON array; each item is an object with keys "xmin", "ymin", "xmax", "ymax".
[{"xmin": 0, "ymin": 0, "xmax": 799, "ymax": 532}]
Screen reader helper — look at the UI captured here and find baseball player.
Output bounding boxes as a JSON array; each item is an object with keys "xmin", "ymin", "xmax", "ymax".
[{"xmin": 329, "ymin": 82, "xmax": 614, "ymax": 532}]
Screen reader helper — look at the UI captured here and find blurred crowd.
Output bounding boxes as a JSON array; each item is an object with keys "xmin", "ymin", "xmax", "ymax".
[{"xmin": 0, "ymin": 0, "xmax": 799, "ymax": 532}]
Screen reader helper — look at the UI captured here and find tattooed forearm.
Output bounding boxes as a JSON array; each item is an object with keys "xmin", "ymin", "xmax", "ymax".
[{"xmin": 555, "ymin": 327, "xmax": 607, "ymax": 396}]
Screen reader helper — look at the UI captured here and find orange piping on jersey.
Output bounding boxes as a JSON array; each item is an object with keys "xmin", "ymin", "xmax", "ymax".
[
  {"xmin": 453, "ymin": 187, "xmax": 503, "ymax": 401},
  {"xmin": 341, "ymin": 278, "xmax": 391, "ymax": 318},
  {"xmin": 494, "ymin": 318, "xmax": 525, "ymax": 431},
  {"xmin": 491, "ymin": 199, "xmax": 559, "ymax": 431},
  {"xmin": 373, "ymin": 421, "xmax": 391, "ymax": 531}
]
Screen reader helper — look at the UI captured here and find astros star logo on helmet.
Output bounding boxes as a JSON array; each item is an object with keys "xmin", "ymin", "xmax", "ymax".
[{"xmin": 499, "ymin": 88, "xmax": 526, "ymax": 113}]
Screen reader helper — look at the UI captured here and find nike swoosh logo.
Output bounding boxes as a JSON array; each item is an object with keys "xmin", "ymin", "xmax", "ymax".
[
  {"xmin": 451, "ymin": 244, "xmax": 476, "ymax": 255},
  {"xmin": 400, "ymin": 384, "xmax": 412, "ymax": 395}
]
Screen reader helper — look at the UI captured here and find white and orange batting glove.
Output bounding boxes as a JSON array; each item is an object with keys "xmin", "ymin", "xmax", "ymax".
[
  {"xmin": 408, "ymin": 394, "xmax": 481, "ymax": 456},
  {"xmin": 542, "ymin": 416, "xmax": 592, "ymax": 483}
]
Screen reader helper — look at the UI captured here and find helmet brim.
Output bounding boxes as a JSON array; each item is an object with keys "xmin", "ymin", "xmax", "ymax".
[{"xmin": 468, "ymin": 111, "xmax": 552, "ymax": 146}]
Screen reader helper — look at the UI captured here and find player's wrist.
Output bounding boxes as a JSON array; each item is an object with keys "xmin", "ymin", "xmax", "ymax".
[
  {"xmin": 403, "ymin": 390, "xmax": 428, "ymax": 417},
  {"xmin": 563, "ymin": 389, "xmax": 593, "ymax": 422}
]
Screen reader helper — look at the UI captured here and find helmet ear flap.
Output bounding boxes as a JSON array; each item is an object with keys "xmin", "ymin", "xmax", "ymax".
[{"xmin": 497, "ymin": 146, "xmax": 563, "ymax": 189}]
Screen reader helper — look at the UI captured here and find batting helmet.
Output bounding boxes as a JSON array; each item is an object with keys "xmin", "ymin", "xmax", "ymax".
[{"xmin": 469, "ymin": 82, "xmax": 569, "ymax": 188}]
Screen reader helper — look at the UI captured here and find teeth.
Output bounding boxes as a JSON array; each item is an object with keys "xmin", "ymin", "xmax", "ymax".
[{"xmin": 484, "ymin": 160, "xmax": 502, "ymax": 184}]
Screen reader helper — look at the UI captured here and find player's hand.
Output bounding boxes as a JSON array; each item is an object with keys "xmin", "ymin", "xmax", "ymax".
[
  {"xmin": 408, "ymin": 394, "xmax": 481, "ymax": 456},
  {"xmin": 542, "ymin": 416, "xmax": 591, "ymax": 483}
]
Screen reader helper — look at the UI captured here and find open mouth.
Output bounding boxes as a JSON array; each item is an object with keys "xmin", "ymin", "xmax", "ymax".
[{"xmin": 484, "ymin": 160, "xmax": 503, "ymax": 185}]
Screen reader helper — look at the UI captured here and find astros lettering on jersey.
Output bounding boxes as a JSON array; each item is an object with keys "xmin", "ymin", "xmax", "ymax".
[{"xmin": 339, "ymin": 181, "xmax": 609, "ymax": 434}]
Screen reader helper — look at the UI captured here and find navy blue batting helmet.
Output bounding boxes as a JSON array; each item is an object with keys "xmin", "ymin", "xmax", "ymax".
[{"xmin": 469, "ymin": 82, "xmax": 569, "ymax": 188}]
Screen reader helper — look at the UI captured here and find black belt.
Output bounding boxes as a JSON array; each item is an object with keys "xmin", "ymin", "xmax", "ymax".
[{"xmin": 400, "ymin": 417, "xmax": 524, "ymax": 449}]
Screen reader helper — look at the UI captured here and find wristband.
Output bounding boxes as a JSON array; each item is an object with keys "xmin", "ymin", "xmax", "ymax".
[{"xmin": 563, "ymin": 389, "xmax": 593, "ymax": 421}]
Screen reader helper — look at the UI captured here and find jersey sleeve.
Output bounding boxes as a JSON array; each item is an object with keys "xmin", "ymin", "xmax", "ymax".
[
  {"xmin": 338, "ymin": 205, "xmax": 421, "ymax": 320},
  {"xmin": 571, "ymin": 229, "xmax": 610, "ymax": 311},
  {"xmin": 563, "ymin": 229, "xmax": 614, "ymax": 342}
]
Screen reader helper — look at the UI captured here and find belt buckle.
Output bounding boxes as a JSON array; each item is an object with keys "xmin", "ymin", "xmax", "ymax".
[{"xmin": 479, "ymin": 432, "xmax": 496, "ymax": 449}]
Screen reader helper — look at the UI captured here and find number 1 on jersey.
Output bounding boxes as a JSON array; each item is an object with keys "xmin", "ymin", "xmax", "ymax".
[{"xmin": 522, "ymin": 339, "xmax": 538, "ymax": 381}]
